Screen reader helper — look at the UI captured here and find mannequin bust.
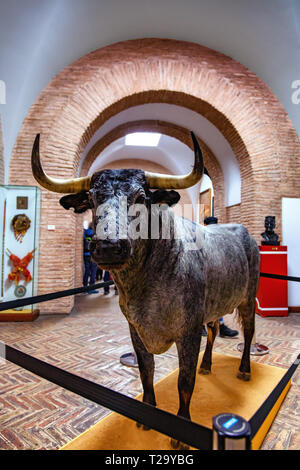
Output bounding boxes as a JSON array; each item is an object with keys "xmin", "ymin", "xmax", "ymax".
[{"xmin": 261, "ymin": 216, "xmax": 280, "ymax": 246}]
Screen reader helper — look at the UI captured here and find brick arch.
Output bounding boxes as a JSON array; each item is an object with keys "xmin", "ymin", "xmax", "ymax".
[
  {"xmin": 81, "ymin": 120, "xmax": 225, "ymax": 223},
  {"xmin": 9, "ymin": 38, "xmax": 300, "ymax": 313}
]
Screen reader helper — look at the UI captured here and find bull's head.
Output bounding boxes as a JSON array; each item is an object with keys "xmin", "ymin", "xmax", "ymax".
[{"xmin": 31, "ymin": 132, "xmax": 203, "ymax": 269}]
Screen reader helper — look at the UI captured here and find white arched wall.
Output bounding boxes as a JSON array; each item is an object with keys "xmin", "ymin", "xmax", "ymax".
[{"xmin": 80, "ymin": 103, "xmax": 241, "ymax": 208}]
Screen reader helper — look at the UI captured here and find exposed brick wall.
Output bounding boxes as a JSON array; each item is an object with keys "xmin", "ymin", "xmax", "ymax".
[
  {"xmin": 37, "ymin": 192, "xmax": 76, "ymax": 313},
  {"xmin": 226, "ymin": 204, "xmax": 241, "ymax": 224},
  {"xmin": 0, "ymin": 117, "xmax": 4, "ymax": 184},
  {"xmin": 9, "ymin": 38, "xmax": 300, "ymax": 313}
]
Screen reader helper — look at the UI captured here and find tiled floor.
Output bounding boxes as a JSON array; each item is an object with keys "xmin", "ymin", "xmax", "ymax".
[{"xmin": 0, "ymin": 289, "xmax": 299, "ymax": 450}]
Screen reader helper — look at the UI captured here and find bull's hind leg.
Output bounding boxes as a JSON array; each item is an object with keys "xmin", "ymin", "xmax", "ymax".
[
  {"xmin": 199, "ymin": 320, "xmax": 219, "ymax": 375},
  {"xmin": 129, "ymin": 324, "xmax": 156, "ymax": 430},
  {"xmin": 237, "ymin": 301, "xmax": 255, "ymax": 381}
]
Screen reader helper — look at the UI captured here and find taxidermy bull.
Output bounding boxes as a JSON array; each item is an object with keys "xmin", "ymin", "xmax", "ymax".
[{"xmin": 31, "ymin": 132, "xmax": 260, "ymax": 449}]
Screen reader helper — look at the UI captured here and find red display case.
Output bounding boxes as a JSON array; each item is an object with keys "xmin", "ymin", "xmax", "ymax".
[{"xmin": 256, "ymin": 246, "xmax": 288, "ymax": 317}]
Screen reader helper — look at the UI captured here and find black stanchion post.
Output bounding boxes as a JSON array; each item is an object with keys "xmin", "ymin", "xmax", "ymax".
[{"xmin": 212, "ymin": 413, "xmax": 251, "ymax": 450}]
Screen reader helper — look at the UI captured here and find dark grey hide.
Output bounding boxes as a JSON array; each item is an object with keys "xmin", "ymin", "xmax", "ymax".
[{"xmin": 60, "ymin": 168, "xmax": 260, "ymax": 449}]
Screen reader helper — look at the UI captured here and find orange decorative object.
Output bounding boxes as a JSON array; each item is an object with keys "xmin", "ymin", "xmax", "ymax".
[
  {"xmin": 7, "ymin": 250, "xmax": 35, "ymax": 285},
  {"xmin": 11, "ymin": 214, "xmax": 31, "ymax": 243}
]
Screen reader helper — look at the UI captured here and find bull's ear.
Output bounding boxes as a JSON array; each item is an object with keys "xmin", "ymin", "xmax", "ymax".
[
  {"xmin": 59, "ymin": 192, "xmax": 92, "ymax": 213},
  {"xmin": 150, "ymin": 189, "xmax": 181, "ymax": 206}
]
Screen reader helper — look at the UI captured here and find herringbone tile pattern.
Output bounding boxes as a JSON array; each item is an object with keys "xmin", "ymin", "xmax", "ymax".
[{"xmin": 0, "ymin": 290, "xmax": 299, "ymax": 450}]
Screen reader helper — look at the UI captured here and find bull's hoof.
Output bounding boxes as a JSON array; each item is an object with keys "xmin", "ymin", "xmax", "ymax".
[
  {"xmin": 170, "ymin": 438, "xmax": 190, "ymax": 450},
  {"xmin": 136, "ymin": 422, "xmax": 151, "ymax": 431},
  {"xmin": 237, "ymin": 371, "xmax": 251, "ymax": 381},
  {"xmin": 198, "ymin": 367, "xmax": 211, "ymax": 375}
]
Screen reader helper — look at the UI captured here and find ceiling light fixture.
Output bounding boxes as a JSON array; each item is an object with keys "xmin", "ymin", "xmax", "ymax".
[{"xmin": 125, "ymin": 132, "xmax": 161, "ymax": 147}]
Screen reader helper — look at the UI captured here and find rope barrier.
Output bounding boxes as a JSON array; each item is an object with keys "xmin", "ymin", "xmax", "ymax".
[
  {"xmin": 249, "ymin": 353, "xmax": 300, "ymax": 437},
  {"xmin": 4, "ymin": 344, "xmax": 212, "ymax": 450},
  {"xmin": 0, "ymin": 280, "xmax": 114, "ymax": 312},
  {"xmin": 260, "ymin": 272, "xmax": 300, "ymax": 282},
  {"xmin": 1, "ymin": 272, "xmax": 299, "ymax": 449},
  {"xmin": 0, "ymin": 272, "xmax": 299, "ymax": 313},
  {"xmin": 3, "ymin": 343, "xmax": 299, "ymax": 450}
]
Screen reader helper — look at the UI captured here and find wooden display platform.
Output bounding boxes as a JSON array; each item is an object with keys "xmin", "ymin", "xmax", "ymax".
[
  {"xmin": 0, "ymin": 309, "xmax": 39, "ymax": 322},
  {"xmin": 61, "ymin": 353, "xmax": 290, "ymax": 451}
]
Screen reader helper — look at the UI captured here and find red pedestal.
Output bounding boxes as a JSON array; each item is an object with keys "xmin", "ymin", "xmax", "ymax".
[{"xmin": 256, "ymin": 246, "xmax": 288, "ymax": 317}]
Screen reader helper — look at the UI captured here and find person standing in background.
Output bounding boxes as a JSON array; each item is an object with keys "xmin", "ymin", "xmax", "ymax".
[
  {"xmin": 83, "ymin": 223, "xmax": 99, "ymax": 294},
  {"xmin": 103, "ymin": 270, "xmax": 110, "ymax": 295},
  {"xmin": 104, "ymin": 270, "xmax": 118, "ymax": 295}
]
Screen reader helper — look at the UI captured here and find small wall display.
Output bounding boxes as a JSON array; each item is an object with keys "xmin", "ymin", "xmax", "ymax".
[
  {"xmin": 16, "ymin": 196, "xmax": 28, "ymax": 210},
  {"xmin": 0, "ymin": 185, "xmax": 40, "ymax": 317},
  {"xmin": 14, "ymin": 285, "xmax": 27, "ymax": 298},
  {"xmin": 6, "ymin": 249, "xmax": 35, "ymax": 284},
  {"xmin": 11, "ymin": 213, "xmax": 31, "ymax": 242}
]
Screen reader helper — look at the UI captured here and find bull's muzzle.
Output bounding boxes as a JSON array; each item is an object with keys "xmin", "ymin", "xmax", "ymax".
[{"xmin": 90, "ymin": 238, "xmax": 130, "ymax": 267}]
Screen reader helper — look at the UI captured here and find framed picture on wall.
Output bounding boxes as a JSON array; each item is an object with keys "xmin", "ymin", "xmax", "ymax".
[{"xmin": 199, "ymin": 188, "xmax": 212, "ymax": 224}]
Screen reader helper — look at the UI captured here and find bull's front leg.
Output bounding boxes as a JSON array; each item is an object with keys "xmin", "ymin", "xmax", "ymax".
[
  {"xmin": 172, "ymin": 328, "xmax": 202, "ymax": 449},
  {"xmin": 129, "ymin": 324, "xmax": 156, "ymax": 430}
]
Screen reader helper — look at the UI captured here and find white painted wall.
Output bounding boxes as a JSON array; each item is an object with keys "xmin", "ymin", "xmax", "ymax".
[
  {"xmin": 282, "ymin": 198, "xmax": 300, "ymax": 307},
  {"xmin": 199, "ymin": 174, "xmax": 213, "ymax": 196}
]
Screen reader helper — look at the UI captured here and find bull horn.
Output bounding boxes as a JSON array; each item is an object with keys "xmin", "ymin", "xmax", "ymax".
[
  {"xmin": 145, "ymin": 131, "xmax": 204, "ymax": 189},
  {"xmin": 31, "ymin": 134, "xmax": 91, "ymax": 193}
]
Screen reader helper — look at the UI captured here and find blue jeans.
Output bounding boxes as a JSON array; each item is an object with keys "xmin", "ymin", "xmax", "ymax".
[
  {"xmin": 83, "ymin": 257, "xmax": 98, "ymax": 286},
  {"xmin": 104, "ymin": 270, "xmax": 110, "ymax": 293}
]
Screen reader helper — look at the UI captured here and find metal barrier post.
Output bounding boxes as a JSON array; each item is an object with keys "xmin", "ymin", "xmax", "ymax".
[
  {"xmin": 212, "ymin": 413, "xmax": 251, "ymax": 450},
  {"xmin": 237, "ymin": 332, "xmax": 269, "ymax": 356},
  {"xmin": 120, "ymin": 351, "xmax": 139, "ymax": 368}
]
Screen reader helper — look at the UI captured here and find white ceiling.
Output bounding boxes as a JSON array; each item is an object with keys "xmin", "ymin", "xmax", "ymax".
[{"xmin": 0, "ymin": 0, "xmax": 299, "ymax": 187}]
